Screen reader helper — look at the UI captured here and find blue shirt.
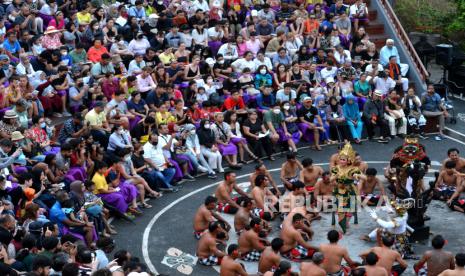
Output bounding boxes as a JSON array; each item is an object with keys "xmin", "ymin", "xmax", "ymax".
[
  {"xmin": 49, "ymin": 202, "xmax": 66, "ymax": 233},
  {"xmin": 380, "ymin": 46, "xmax": 400, "ymax": 66},
  {"xmin": 3, "ymin": 39, "xmax": 21, "ymax": 54},
  {"xmin": 421, "ymin": 92, "xmax": 441, "ymax": 112},
  {"xmin": 256, "ymin": 93, "xmax": 276, "ymax": 110}
]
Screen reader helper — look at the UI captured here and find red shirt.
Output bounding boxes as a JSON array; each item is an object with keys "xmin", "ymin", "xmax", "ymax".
[{"xmin": 223, "ymin": 96, "xmax": 245, "ymax": 111}]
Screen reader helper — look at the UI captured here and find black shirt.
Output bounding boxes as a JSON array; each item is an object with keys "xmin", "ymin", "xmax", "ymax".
[
  {"xmin": 297, "ymin": 105, "xmax": 318, "ymax": 123},
  {"xmin": 243, "ymin": 119, "xmax": 263, "ymax": 135}
]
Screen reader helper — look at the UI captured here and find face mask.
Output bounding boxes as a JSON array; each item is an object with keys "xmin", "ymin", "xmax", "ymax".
[
  {"xmin": 207, "ymin": 79, "xmax": 213, "ymax": 84},
  {"xmin": 260, "ymin": 69, "xmax": 267, "ymax": 75},
  {"xmin": 93, "ymin": 26, "xmax": 99, "ymax": 30},
  {"xmin": 283, "ymin": 105, "xmax": 290, "ymax": 110},
  {"xmin": 61, "ymin": 51, "xmax": 67, "ymax": 56},
  {"xmin": 40, "ymin": 122, "xmax": 46, "ymax": 128},
  {"xmin": 1, "ymin": 64, "xmax": 8, "ymax": 70},
  {"xmin": 124, "ymin": 155, "xmax": 131, "ymax": 161},
  {"xmin": 117, "ymin": 129, "xmax": 124, "ymax": 135},
  {"xmin": 218, "ymin": 60, "xmax": 224, "ymax": 65},
  {"xmin": 204, "ymin": 124, "xmax": 210, "ymax": 129},
  {"xmin": 190, "ymin": 130, "xmax": 196, "ymax": 135},
  {"xmin": 273, "ymin": 109, "xmax": 281, "ymax": 114}
]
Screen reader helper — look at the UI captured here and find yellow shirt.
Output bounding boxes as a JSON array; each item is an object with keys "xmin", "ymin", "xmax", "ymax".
[
  {"xmin": 77, "ymin": 12, "xmax": 92, "ymax": 25},
  {"xmin": 85, "ymin": 109, "xmax": 106, "ymax": 127},
  {"xmin": 158, "ymin": 52, "xmax": 176, "ymax": 65},
  {"xmin": 155, "ymin": 112, "xmax": 176, "ymax": 125},
  {"xmin": 92, "ymin": 172, "xmax": 108, "ymax": 194}
]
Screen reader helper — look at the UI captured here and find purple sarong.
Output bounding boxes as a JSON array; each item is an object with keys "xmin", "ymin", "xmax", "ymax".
[
  {"xmin": 231, "ymin": 137, "xmax": 246, "ymax": 145},
  {"xmin": 218, "ymin": 142, "xmax": 238, "ymax": 155},
  {"xmin": 298, "ymin": 123, "xmax": 316, "ymax": 143},
  {"xmin": 277, "ymin": 128, "xmax": 301, "ymax": 144}
]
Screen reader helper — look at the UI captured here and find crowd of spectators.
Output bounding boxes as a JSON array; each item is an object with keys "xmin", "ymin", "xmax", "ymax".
[{"xmin": 0, "ymin": 0, "xmax": 454, "ymax": 275}]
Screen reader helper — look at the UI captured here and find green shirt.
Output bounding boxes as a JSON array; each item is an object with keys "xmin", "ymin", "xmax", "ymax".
[
  {"xmin": 354, "ymin": 80, "xmax": 371, "ymax": 96},
  {"xmin": 69, "ymin": 49, "xmax": 88, "ymax": 64},
  {"xmin": 263, "ymin": 110, "xmax": 283, "ymax": 130}
]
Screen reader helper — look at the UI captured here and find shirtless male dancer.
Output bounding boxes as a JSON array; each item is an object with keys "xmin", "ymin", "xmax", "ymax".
[
  {"xmin": 263, "ymin": 261, "xmax": 296, "ymax": 276},
  {"xmin": 300, "ymin": 252, "xmax": 326, "ymax": 276},
  {"xmin": 197, "ymin": 221, "xmax": 226, "ymax": 266},
  {"xmin": 193, "ymin": 196, "xmax": 231, "ymax": 239},
  {"xmin": 234, "ymin": 197, "xmax": 254, "ymax": 235},
  {"xmin": 435, "ymin": 161, "xmax": 463, "ymax": 201},
  {"xmin": 250, "ymin": 163, "xmax": 281, "ymax": 195},
  {"xmin": 439, "ymin": 253, "xmax": 465, "ymax": 276},
  {"xmin": 215, "ymin": 171, "xmax": 249, "ymax": 214},
  {"xmin": 358, "ymin": 168, "xmax": 386, "ymax": 206},
  {"xmin": 319, "ymin": 230, "xmax": 359, "ymax": 276},
  {"xmin": 220, "ymin": 244, "xmax": 249, "ymax": 276},
  {"xmin": 354, "ymin": 153, "xmax": 368, "ymax": 173},
  {"xmin": 360, "ymin": 235, "xmax": 408, "ymax": 275},
  {"xmin": 314, "ymin": 171, "xmax": 335, "ymax": 198},
  {"xmin": 258, "ymin": 238, "xmax": 284, "ymax": 274},
  {"xmin": 443, "ymin": 148, "xmax": 465, "ymax": 173},
  {"xmin": 300, "ymin": 158, "xmax": 324, "ymax": 191},
  {"xmin": 280, "ymin": 213, "xmax": 319, "ymax": 261},
  {"xmin": 415, "ymin": 235, "xmax": 455, "ymax": 276},
  {"xmin": 447, "ymin": 180, "xmax": 465, "ymax": 213},
  {"xmin": 281, "ymin": 152, "xmax": 303, "ymax": 191},
  {"xmin": 238, "ymin": 217, "xmax": 267, "ymax": 262},
  {"xmin": 252, "ymin": 174, "xmax": 279, "ymax": 219},
  {"xmin": 362, "ymin": 252, "xmax": 389, "ymax": 276}
]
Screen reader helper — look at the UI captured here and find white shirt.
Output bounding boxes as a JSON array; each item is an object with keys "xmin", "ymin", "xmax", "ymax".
[
  {"xmin": 157, "ymin": 134, "xmax": 177, "ymax": 158},
  {"xmin": 136, "ymin": 74, "xmax": 156, "ymax": 93},
  {"xmin": 128, "ymin": 60, "xmax": 146, "ymax": 75},
  {"xmin": 276, "ymin": 89, "xmax": 297, "ymax": 103},
  {"xmin": 231, "ymin": 58, "xmax": 256, "ymax": 73},
  {"xmin": 217, "ymin": 44, "xmax": 239, "ymax": 60},
  {"xmin": 128, "ymin": 38, "xmax": 150, "ymax": 55},
  {"xmin": 364, "ymin": 64, "xmax": 384, "ymax": 74},
  {"xmin": 192, "ymin": 0, "xmax": 210, "ymax": 12},
  {"xmin": 320, "ymin": 67, "xmax": 338, "ymax": 80},
  {"xmin": 192, "ymin": 29, "xmax": 208, "ymax": 45},
  {"xmin": 334, "ymin": 50, "xmax": 352, "ymax": 64},
  {"xmin": 16, "ymin": 62, "xmax": 35, "ymax": 78},
  {"xmin": 143, "ymin": 142, "xmax": 166, "ymax": 170},
  {"xmin": 253, "ymin": 57, "xmax": 273, "ymax": 71},
  {"xmin": 373, "ymin": 76, "xmax": 396, "ymax": 95},
  {"xmin": 207, "ymin": 27, "xmax": 224, "ymax": 40}
]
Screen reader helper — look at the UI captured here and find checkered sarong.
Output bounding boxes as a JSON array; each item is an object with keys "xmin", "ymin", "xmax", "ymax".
[
  {"xmin": 251, "ymin": 208, "xmax": 264, "ymax": 218},
  {"xmin": 241, "ymin": 250, "xmax": 261, "ymax": 262},
  {"xmin": 198, "ymin": 255, "xmax": 221, "ymax": 266},
  {"xmin": 283, "ymin": 245, "xmax": 314, "ymax": 261},
  {"xmin": 193, "ymin": 231, "xmax": 203, "ymax": 240}
]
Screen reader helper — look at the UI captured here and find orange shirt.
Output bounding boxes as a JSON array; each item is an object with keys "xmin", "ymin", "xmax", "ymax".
[
  {"xmin": 87, "ymin": 46, "xmax": 109, "ymax": 63},
  {"xmin": 304, "ymin": 19, "xmax": 320, "ymax": 35}
]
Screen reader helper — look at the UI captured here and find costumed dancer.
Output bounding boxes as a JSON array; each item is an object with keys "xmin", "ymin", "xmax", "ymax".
[{"xmin": 330, "ymin": 143, "xmax": 363, "ymax": 234}]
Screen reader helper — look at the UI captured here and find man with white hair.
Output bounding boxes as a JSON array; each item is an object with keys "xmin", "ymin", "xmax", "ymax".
[{"xmin": 380, "ymin": 39, "xmax": 409, "ymax": 76}]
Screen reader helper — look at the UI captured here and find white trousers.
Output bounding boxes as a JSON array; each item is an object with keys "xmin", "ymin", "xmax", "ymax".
[
  {"xmin": 400, "ymin": 63, "xmax": 409, "ymax": 77},
  {"xmin": 201, "ymin": 147, "xmax": 223, "ymax": 171},
  {"xmin": 384, "ymin": 113, "xmax": 407, "ymax": 135}
]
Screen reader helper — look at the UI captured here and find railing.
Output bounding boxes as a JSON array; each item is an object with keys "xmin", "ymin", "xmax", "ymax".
[{"xmin": 380, "ymin": 0, "xmax": 429, "ymax": 82}]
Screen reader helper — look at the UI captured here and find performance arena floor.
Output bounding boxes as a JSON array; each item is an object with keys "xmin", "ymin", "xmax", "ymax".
[{"xmin": 111, "ymin": 130, "xmax": 465, "ymax": 276}]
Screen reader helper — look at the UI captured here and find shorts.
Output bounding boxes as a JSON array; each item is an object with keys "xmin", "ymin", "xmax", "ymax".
[
  {"xmin": 198, "ymin": 255, "xmax": 222, "ymax": 266},
  {"xmin": 241, "ymin": 250, "xmax": 261, "ymax": 262},
  {"xmin": 252, "ymin": 208, "xmax": 265, "ymax": 218},
  {"xmin": 283, "ymin": 245, "xmax": 315, "ymax": 261}
]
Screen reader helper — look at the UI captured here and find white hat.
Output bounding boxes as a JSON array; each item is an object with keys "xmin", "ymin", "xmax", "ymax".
[
  {"xmin": 251, "ymin": 10, "xmax": 258, "ymax": 17},
  {"xmin": 325, "ymin": 77, "xmax": 335, "ymax": 84}
]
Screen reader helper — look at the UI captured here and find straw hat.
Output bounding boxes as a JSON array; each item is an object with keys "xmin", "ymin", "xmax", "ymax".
[
  {"xmin": 44, "ymin": 26, "xmax": 61, "ymax": 35},
  {"xmin": 3, "ymin": 110, "xmax": 18, "ymax": 119},
  {"xmin": 11, "ymin": 131, "xmax": 24, "ymax": 141}
]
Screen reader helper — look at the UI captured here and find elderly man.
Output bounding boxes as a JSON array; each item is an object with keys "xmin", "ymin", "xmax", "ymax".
[
  {"xmin": 380, "ymin": 39, "xmax": 409, "ymax": 76},
  {"xmin": 421, "ymin": 84, "xmax": 449, "ymax": 140}
]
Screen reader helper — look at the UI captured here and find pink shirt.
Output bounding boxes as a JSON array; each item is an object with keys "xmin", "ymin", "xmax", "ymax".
[{"xmin": 246, "ymin": 39, "xmax": 261, "ymax": 56}]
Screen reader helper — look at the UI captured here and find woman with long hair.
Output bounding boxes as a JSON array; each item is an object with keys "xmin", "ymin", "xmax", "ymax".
[{"xmin": 224, "ymin": 110, "xmax": 259, "ymax": 163}]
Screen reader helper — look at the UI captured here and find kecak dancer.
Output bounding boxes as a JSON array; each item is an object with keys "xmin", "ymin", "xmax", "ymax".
[{"xmin": 330, "ymin": 143, "xmax": 363, "ymax": 234}]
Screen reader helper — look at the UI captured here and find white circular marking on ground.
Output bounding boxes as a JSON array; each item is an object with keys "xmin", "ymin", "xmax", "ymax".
[{"xmin": 142, "ymin": 161, "xmax": 440, "ymax": 274}]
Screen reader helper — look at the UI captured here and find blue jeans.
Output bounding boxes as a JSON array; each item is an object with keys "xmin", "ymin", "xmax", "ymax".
[{"xmin": 151, "ymin": 168, "xmax": 176, "ymax": 188}]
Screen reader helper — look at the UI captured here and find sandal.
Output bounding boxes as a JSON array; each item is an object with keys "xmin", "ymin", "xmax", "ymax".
[
  {"xmin": 129, "ymin": 207, "xmax": 143, "ymax": 216},
  {"xmin": 147, "ymin": 192, "xmax": 162, "ymax": 199},
  {"xmin": 141, "ymin": 203, "xmax": 152, "ymax": 209}
]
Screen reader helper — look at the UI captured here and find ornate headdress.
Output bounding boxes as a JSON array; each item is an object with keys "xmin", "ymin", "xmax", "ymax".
[
  {"xmin": 339, "ymin": 143, "xmax": 356, "ymax": 163},
  {"xmin": 397, "ymin": 136, "xmax": 426, "ymax": 164},
  {"xmin": 389, "ymin": 199, "xmax": 414, "ymax": 216}
]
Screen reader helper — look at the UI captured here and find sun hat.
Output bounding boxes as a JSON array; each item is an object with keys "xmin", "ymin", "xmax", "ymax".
[
  {"xmin": 44, "ymin": 26, "xmax": 61, "ymax": 34},
  {"xmin": 10, "ymin": 131, "xmax": 24, "ymax": 141},
  {"xmin": 3, "ymin": 110, "xmax": 18, "ymax": 119}
]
